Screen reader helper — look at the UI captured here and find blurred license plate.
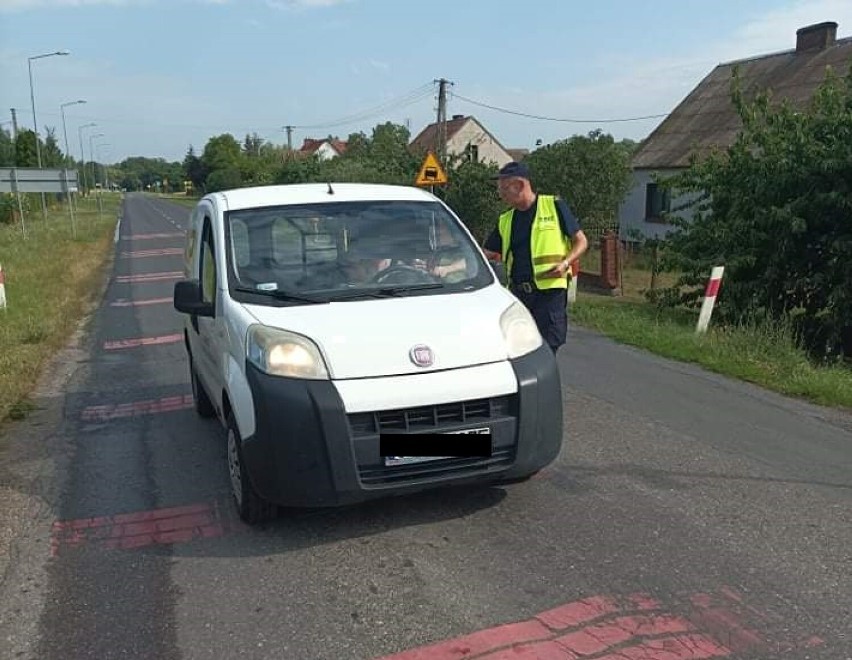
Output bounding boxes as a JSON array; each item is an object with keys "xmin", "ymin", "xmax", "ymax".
[{"xmin": 384, "ymin": 427, "xmax": 490, "ymax": 467}]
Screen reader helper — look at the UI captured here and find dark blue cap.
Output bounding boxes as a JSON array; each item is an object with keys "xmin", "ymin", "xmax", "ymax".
[{"xmin": 492, "ymin": 161, "xmax": 530, "ymax": 180}]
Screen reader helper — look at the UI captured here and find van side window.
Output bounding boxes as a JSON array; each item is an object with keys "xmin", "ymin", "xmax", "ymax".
[
  {"xmin": 200, "ymin": 219, "xmax": 217, "ymax": 305},
  {"xmin": 185, "ymin": 207, "xmax": 202, "ymax": 271},
  {"xmin": 231, "ymin": 219, "xmax": 251, "ymax": 268}
]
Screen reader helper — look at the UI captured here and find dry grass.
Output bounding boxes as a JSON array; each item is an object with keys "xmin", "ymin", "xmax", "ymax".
[{"xmin": 0, "ymin": 193, "xmax": 121, "ymax": 425}]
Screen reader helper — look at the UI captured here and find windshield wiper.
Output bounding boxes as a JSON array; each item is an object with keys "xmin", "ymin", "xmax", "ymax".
[
  {"xmin": 375, "ymin": 283, "xmax": 445, "ymax": 295},
  {"xmin": 233, "ymin": 286, "xmax": 328, "ymax": 304},
  {"xmin": 329, "ymin": 283, "xmax": 445, "ymax": 301}
]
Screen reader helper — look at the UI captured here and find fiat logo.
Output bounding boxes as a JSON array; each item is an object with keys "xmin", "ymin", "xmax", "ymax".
[{"xmin": 409, "ymin": 344, "xmax": 434, "ymax": 367}]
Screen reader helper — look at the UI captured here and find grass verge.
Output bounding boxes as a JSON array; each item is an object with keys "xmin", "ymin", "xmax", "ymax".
[
  {"xmin": 0, "ymin": 193, "xmax": 122, "ymax": 426},
  {"xmin": 572, "ymin": 288, "xmax": 852, "ymax": 411}
]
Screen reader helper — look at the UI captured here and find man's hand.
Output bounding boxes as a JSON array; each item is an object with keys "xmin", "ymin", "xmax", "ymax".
[{"xmin": 544, "ymin": 260, "xmax": 572, "ymax": 278}]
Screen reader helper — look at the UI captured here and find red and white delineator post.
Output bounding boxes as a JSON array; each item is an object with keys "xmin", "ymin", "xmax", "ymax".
[
  {"xmin": 695, "ymin": 266, "xmax": 724, "ymax": 334},
  {"xmin": 0, "ymin": 262, "xmax": 6, "ymax": 310}
]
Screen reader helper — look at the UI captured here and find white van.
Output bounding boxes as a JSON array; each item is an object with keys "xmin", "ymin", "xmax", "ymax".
[{"xmin": 173, "ymin": 183, "xmax": 563, "ymax": 524}]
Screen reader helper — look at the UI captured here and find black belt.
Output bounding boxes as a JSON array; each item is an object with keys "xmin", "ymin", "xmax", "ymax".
[{"xmin": 510, "ymin": 282, "xmax": 536, "ymax": 294}]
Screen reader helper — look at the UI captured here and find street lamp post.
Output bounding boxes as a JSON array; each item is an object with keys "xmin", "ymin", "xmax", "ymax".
[
  {"xmin": 28, "ymin": 50, "xmax": 69, "ymax": 222},
  {"xmin": 78, "ymin": 122, "xmax": 96, "ymax": 194},
  {"xmin": 60, "ymin": 100, "xmax": 86, "ymax": 168},
  {"xmin": 89, "ymin": 132, "xmax": 104, "ymax": 189},
  {"xmin": 89, "ymin": 132, "xmax": 104, "ymax": 218},
  {"xmin": 60, "ymin": 100, "xmax": 86, "ymax": 231},
  {"xmin": 95, "ymin": 143, "xmax": 111, "ymax": 191}
]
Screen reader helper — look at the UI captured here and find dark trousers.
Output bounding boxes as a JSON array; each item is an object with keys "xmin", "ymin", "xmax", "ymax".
[{"xmin": 510, "ymin": 285, "xmax": 568, "ymax": 354}]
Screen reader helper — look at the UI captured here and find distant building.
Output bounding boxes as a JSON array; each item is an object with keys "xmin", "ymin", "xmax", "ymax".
[
  {"xmin": 410, "ymin": 115, "xmax": 516, "ymax": 167},
  {"xmin": 618, "ymin": 21, "xmax": 852, "ymax": 242},
  {"xmin": 298, "ymin": 138, "xmax": 348, "ymax": 161}
]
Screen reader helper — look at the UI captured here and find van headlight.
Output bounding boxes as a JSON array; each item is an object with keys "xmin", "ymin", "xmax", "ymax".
[
  {"xmin": 246, "ymin": 325, "xmax": 329, "ymax": 380},
  {"xmin": 499, "ymin": 301, "xmax": 543, "ymax": 358}
]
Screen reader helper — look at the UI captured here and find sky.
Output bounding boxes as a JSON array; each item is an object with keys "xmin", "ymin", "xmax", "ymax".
[{"xmin": 1, "ymin": 0, "xmax": 851, "ymax": 164}]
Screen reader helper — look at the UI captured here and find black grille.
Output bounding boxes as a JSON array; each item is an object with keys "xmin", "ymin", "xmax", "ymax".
[
  {"xmin": 348, "ymin": 395, "xmax": 517, "ymax": 486},
  {"xmin": 358, "ymin": 450, "xmax": 516, "ymax": 485},
  {"xmin": 348, "ymin": 396, "xmax": 512, "ymax": 436}
]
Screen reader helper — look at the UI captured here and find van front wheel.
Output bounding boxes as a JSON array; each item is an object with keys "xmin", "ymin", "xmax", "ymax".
[{"xmin": 226, "ymin": 412, "xmax": 278, "ymax": 525}]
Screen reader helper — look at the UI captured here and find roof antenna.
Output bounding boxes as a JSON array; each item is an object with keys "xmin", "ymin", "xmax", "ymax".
[{"xmin": 327, "ymin": 182, "xmax": 334, "ymax": 195}]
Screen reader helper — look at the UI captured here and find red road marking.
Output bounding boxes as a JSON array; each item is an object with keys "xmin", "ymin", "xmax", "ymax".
[
  {"xmin": 110, "ymin": 297, "xmax": 172, "ymax": 307},
  {"xmin": 50, "ymin": 501, "xmax": 227, "ymax": 556},
  {"xmin": 116, "ymin": 271, "xmax": 183, "ymax": 283},
  {"xmin": 687, "ymin": 591, "xmax": 768, "ymax": 652},
  {"xmin": 123, "ymin": 233, "xmax": 184, "ymax": 240},
  {"xmin": 535, "ymin": 593, "xmax": 660, "ymax": 629},
  {"xmin": 103, "ymin": 333, "xmax": 182, "ymax": 350},
  {"xmin": 375, "ymin": 593, "xmax": 695, "ymax": 660},
  {"xmin": 120, "ymin": 248, "xmax": 184, "ymax": 258},
  {"xmin": 376, "ymin": 620, "xmax": 553, "ymax": 660},
  {"xmin": 81, "ymin": 394, "xmax": 193, "ymax": 422},
  {"xmin": 593, "ymin": 633, "xmax": 729, "ymax": 660},
  {"xmin": 554, "ymin": 613, "xmax": 695, "ymax": 656},
  {"xmin": 375, "ymin": 587, "xmax": 825, "ymax": 660}
]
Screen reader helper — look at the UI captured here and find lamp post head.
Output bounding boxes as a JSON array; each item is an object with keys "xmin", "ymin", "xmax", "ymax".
[{"xmin": 30, "ymin": 50, "xmax": 71, "ymax": 61}]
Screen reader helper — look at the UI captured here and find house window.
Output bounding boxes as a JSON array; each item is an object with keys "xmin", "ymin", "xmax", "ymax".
[
  {"xmin": 645, "ymin": 182, "xmax": 670, "ymax": 222},
  {"xmin": 465, "ymin": 143, "xmax": 479, "ymax": 163}
]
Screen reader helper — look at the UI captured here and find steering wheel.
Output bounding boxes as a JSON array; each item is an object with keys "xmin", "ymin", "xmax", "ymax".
[{"xmin": 369, "ymin": 263, "xmax": 438, "ymax": 285}]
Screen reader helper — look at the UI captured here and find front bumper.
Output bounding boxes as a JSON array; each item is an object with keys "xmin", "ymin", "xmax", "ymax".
[{"xmin": 240, "ymin": 342, "xmax": 563, "ymax": 507}]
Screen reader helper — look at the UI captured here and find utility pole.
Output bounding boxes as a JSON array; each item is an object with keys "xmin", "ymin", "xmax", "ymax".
[
  {"xmin": 10, "ymin": 108, "xmax": 18, "ymax": 141},
  {"xmin": 434, "ymin": 78, "xmax": 453, "ymax": 166},
  {"xmin": 284, "ymin": 125, "xmax": 293, "ymax": 151}
]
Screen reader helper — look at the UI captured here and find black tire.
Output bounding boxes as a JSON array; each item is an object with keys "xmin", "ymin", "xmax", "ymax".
[
  {"xmin": 190, "ymin": 357, "xmax": 216, "ymax": 418},
  {"xmin": 226, "ymin": 412, "xmax": 278, "ymax": 525},
  {"xmin": 499, "ymin": 471, "xmax": 539, "ymax": 485}
]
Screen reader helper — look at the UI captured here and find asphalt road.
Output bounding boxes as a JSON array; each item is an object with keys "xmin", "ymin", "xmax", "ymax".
[{"xmin": 3, "ymin": 193, "xmax": 851, "ymax": 659}]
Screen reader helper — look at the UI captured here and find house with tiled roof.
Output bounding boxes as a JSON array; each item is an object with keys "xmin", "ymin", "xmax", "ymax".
[
  {"xmin": 409, "ymin": 115, "xmax": 514, "ymax": 167},
  {"xmin": 618, "ymin": 21, "xmax": 852, "ymax": 242},
  {"xmin": 298, "ymin": 138, "xmax": 348, "ymax": 160}
]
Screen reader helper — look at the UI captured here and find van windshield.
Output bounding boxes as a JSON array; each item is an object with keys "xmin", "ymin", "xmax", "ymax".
[{"xmin": 224, "ymin": 199, "xmax": 493, "ymax": 303}]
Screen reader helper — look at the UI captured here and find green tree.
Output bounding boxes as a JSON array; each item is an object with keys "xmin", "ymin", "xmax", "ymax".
[
  {"xmin": 183, "ymin": 146, "xmax": 206, "ymax": 193},
  {"xmin": 0, "ymin": 128, "xmax": 14, "ymax": 167},
  {"xmin": 525, "ymin": 129, "xmax": 633, "ymax": 232},
  {"xmin": 344, "ymin": 131, "xmax": 369, "ymax": 159},
  {"xmin": 365, "ymin": 122, "xmax": 419, "ymax": 182},
  {"xmin": 243, "ymin": 133, "xmax": 264, "ymax": 158},
  {"xmin": 657, "ymin": 64, "xmax": 852, "ymax": 359},
  {"xmin": 274, "ymin": 154, "xmax": 323, "ymax": 184},
  {"xmin": 42, "ymin": 128, "xmax": 63, "ymax": 167},
  {"xmin": 202, "ymin": 134, "xmax": 243, "ymax": 192},
  {"xmin": 206, "ymin": 167, "xmax": 242, "ymax": 193},
  {"xmin": 115, "ymin": 156, "xmax": 184, "ymax": 192},
  {"xmin": 14, "ymin": 129, "xmax": 38, "ymax": 166},
  {"xmin": 439, "ymin": 157, "xmax": 503, "ymax": 242}
]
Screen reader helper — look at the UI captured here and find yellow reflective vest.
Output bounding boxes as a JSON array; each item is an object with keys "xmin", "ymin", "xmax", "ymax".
[{"xmin": 497, "ymin": 195, "xmax": 572, "ymax": 290}]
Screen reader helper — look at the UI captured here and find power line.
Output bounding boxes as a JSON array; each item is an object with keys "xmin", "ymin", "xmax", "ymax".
[
  {"xmin": 450, "ymin": 91, "xmax": 668, "ymax": 123},
  {"xmin": 292, "ymin": 82, "xmax": 435, "ymax": 130},
  {"xmin": 4, "ymin": 82, "xmax": 437, "ymax": 135}
]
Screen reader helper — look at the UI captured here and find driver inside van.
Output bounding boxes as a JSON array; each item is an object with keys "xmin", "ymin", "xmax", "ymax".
[{"xmin": 338, "ymin": 251, "xmax": 392, "ymax": 285}]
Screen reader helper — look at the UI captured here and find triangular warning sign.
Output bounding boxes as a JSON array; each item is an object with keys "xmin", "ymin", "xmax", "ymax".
[{"xmin": 415, "ymin": 151, "xmax": 448, "ymax": 187}]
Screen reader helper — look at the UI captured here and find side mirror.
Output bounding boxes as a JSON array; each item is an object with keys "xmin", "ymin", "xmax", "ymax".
[
  {"xmin": 489, "ymin": 259, "xmax": 508, "ymax": 286},
  {"xmin": 173, "ymin": 279, "xmax": 214, "ymax": 317}
]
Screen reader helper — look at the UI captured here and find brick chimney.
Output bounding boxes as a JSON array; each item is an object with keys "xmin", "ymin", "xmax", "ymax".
[{"xmin": 796, "ymin": 21, "xmax": 838, "ymax": 52}]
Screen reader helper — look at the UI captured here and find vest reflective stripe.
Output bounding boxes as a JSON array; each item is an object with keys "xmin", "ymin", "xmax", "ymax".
[{"xmin": 498, "ymin": 195, "xmax": 572, "ymax": 290}]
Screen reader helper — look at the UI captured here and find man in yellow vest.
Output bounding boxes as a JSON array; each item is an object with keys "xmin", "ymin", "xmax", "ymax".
[{"xmin": 483, "ymin": 161, "xmax": 588, "ymax": 354}]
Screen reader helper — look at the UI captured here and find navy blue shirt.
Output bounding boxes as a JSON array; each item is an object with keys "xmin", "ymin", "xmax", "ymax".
[{"xmin": 484, "ymin": 195, "xmax": 581, "ymax": 283}]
